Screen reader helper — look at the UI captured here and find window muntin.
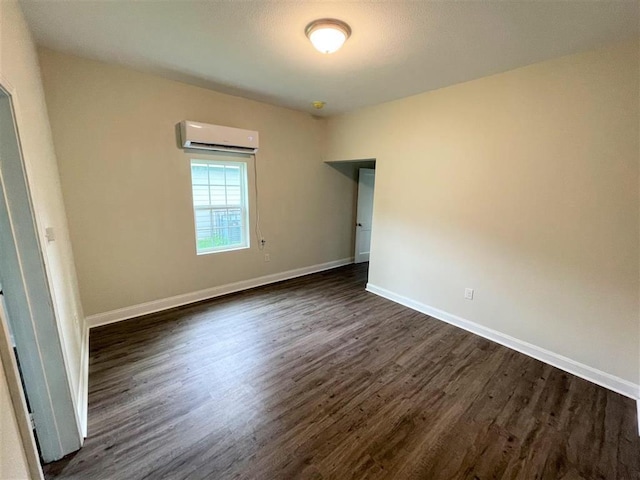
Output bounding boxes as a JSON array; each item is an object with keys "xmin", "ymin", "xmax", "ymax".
[{"xmin": 190, "ymin": 159, "xmax": 249, "ymax": 254}]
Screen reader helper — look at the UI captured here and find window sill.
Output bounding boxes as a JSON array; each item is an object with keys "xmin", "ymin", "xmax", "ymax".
[{"xmin": 196, "ymin": 245, "xmax": 250, "ymax": 256}]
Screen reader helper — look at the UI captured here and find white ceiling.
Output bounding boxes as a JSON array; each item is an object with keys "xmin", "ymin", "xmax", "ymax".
[{"xmin": 20, "ymin": 1, "xmax": 639, "ymax": 116}]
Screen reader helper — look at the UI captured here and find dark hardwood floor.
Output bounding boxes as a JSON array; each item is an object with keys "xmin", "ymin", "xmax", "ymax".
[{"xmin": 44, "ymin": 264, "xmax": 639, "ymax": 479}]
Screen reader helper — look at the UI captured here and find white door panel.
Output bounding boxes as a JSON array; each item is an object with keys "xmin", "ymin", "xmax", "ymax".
[{"xmin": 355, "ymin": 168, "xmax": 375, "ymax": 263}]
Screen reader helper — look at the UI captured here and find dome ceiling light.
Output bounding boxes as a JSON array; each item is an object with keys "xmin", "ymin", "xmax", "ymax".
[{"xmin": 305, "ymin": 19, "xmax": 351, "ymax": 54}]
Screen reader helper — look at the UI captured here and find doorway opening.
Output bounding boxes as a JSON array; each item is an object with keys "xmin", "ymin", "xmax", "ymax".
[
  {"xmin": 324, "ymin": 158, "xmax": 376, "ymax": 274},
  {"xmin": 355, "ymin": 167, "xmax": 375, "ymax": 264}
]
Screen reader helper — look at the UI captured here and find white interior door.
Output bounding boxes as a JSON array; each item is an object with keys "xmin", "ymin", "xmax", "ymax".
[
  {"xmin": 355, "ymin": 168, "xmax": 375, "ymax": 263},
  {"xmin": 0, "ymin": 85, "xmax": 81, "ymax": 461}
]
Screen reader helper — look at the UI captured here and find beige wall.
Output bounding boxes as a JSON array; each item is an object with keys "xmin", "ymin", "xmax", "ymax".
[
  {"xmin": 0, "ymin": 0, "xmax": 85, "ymax": 434},
  {"xmin": 0, "ymin": 356, "xmax": 30, "ymax": 480},
  {"xmin": 327, "ymin": 40, "xmax": 640, "ymax": 384},
  {"xmin": 38, "ymin": 49, "xmax": 355, "ymax": 317}
]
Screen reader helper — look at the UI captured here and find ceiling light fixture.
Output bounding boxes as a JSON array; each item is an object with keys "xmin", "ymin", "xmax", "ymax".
[{"xmin": 305, "ymin": 19, "xmax": 351, "ymax": 54}]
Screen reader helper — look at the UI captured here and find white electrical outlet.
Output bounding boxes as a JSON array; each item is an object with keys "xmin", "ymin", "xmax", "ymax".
[
  {"xmin": 464, "ymin": 288, "xmax": 474, "ymax": 300},
  {"xmin": 264, "ymin": 253, "xmax": 270, "ymax": 262}
]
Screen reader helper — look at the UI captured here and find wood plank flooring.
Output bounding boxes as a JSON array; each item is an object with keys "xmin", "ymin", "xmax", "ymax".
[{"xmin": 44, "ymin": 264, "xmax": 639, "ymax": 479}]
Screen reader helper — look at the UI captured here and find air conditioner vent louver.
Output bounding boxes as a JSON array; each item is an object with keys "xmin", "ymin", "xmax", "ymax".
[
  {"xmin": 186, "ymin": 142, "xmax": 257, "ymax": 154},
  {"xmin": 180, "ymin": 121, "xmax": 259, "ymax": 154}
]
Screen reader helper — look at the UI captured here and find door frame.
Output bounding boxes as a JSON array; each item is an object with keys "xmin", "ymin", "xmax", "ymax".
[{"xmin": 0, "ymin": 78, "xmax": 81, "ymax": 462}]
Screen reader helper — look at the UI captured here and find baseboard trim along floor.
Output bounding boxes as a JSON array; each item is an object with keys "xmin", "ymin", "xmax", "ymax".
[
  {"xmin": 366, "ymin": 283, "xmax": 640, "ymax": 402},
  {"xmin": 86, "ymin": 258, "xmax": 354, "ymax": 329}
]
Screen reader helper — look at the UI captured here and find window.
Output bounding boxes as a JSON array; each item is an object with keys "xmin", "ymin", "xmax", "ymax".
[{"xmin": 190, "ymin": 159, "xmax": 249, "ymax": 254}]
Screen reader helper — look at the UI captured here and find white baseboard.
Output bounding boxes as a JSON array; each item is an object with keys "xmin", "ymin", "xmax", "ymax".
[
  {"xmin": 366, "ymin": 283, "xmax": 640, "ymax": 401},
  {"xmin": 77, "ymin": 322, "xmax": 89, "ymax": 438},
  {"xmin": 87, "ymin": 258, "xmax": 354, "ymax": 329}
]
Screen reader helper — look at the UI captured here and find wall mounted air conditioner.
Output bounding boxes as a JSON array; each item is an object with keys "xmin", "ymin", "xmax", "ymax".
[{"xmin": 180, "ymin": 120, "xmax": 259, "ymax": 154}]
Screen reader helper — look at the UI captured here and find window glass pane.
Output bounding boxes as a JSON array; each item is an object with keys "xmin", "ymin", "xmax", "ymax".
[
  {"xmin": 211, "ymin": 228, "xmax": 229, "ymax": 247},
  {"xmin": 212, "ymin": 209, "xmax": 227, "ymax": 228},
  {"xmin": 225, "ymin": 166, "xmax": 241, "ymax": 186},
  {"xmin": 226, "ymin": 186, "xmax": 241, "ymax": 205},
  {"xmin": 209, "ymin": 186, "xmax": 226, "ymax": 206},
  {"xmin": 195, "ymin": 209, "xmax": 212, "ymax": 229},
  {"xmin": 190, "ymin": 159, "xmax": 248, "ymax": 254},
  {"xmin": 227, "ymin": 208, "xmax": 241, "ymax": 226},
  {"xmin": 195, "ymin": 211, "xmax": 212, "ymax": 246},
  {"xmin": 228, "ymin": 226, "xmax": 242, "ymax": 244},
  {"xmin": 209, "ymin": 165, "xmax": 225, "ymax": 185},
  {"xmin": 192, "ymin": 185, "xmax": 209, "ymax": 206},
  {"xmin": 191, "ymin": 164, "xmax": 208, "ymax": 185},
  {"xmin": 197, "ymin": 238, "xmax": 213, "ymax": 250}
]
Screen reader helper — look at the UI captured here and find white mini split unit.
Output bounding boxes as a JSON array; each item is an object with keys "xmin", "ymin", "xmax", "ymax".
[{"xmin": 180, "ymin": 120, "xmax": 259, "ymax": 154}]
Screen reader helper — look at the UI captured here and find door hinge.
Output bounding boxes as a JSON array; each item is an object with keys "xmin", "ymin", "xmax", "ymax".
[{"xmin": 29, "ymin": 413, "xmax": 35, "ymax": 430}]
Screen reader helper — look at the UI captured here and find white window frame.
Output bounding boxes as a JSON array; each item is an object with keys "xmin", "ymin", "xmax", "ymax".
[{"xmin": 190, "ymin": 159, "xmax": 250, "ymax": 255}]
